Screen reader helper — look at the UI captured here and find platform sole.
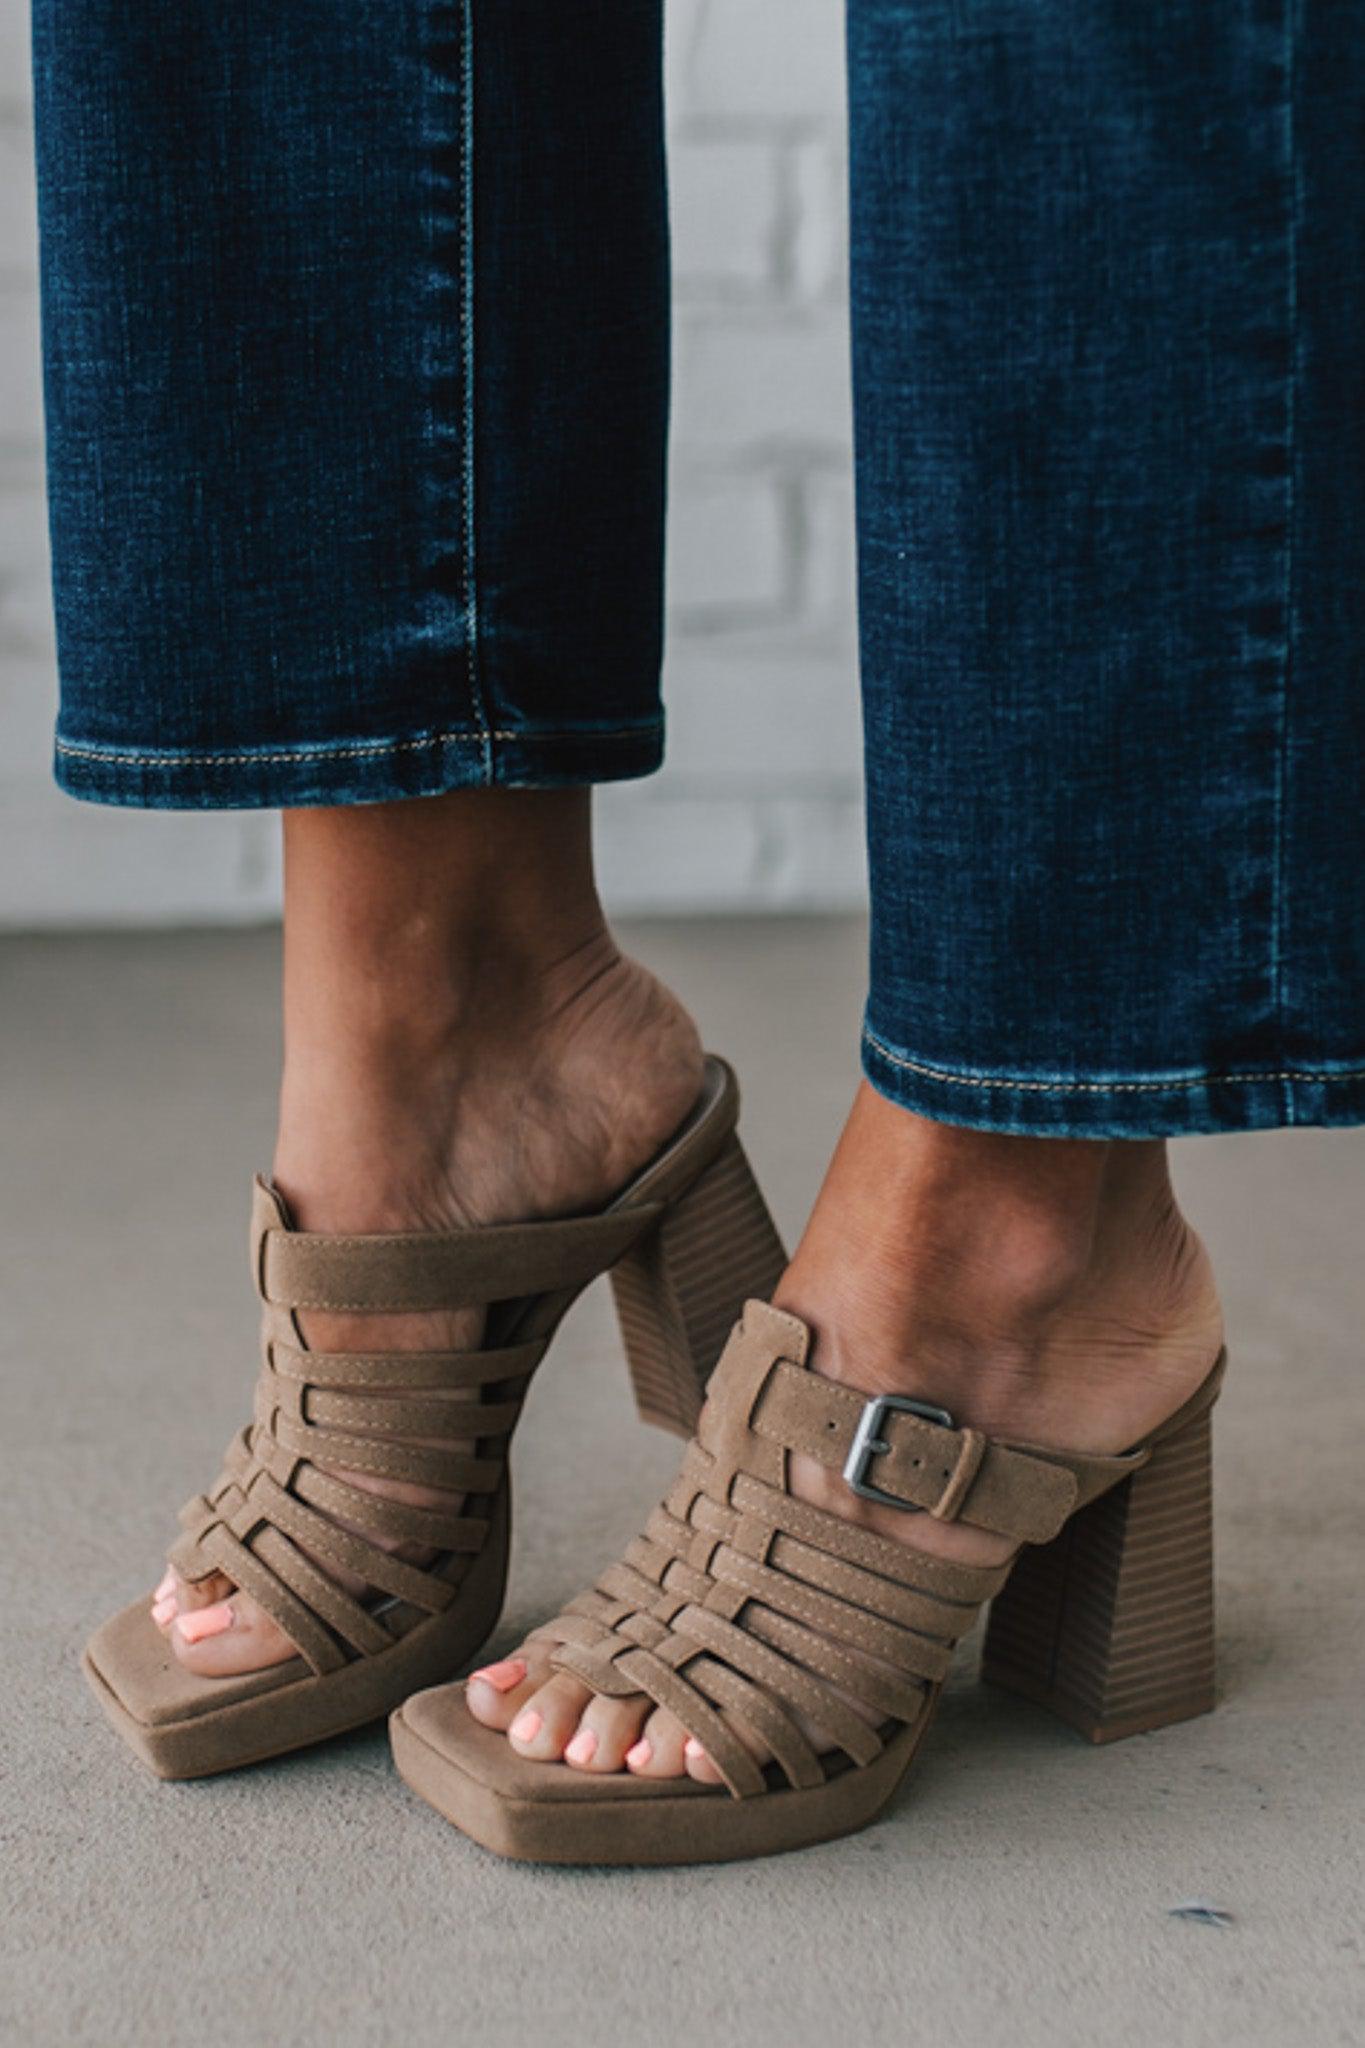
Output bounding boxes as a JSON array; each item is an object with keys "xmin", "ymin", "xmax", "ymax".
[{"xmin": 390, "ymin": 1689, "xmax": 938, "ymax": 1867}]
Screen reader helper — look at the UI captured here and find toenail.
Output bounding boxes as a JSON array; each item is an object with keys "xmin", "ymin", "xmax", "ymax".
[
  {"xmin": 153, "ymin": 1571, "xmax": 175, "ymax": 1604},
  {"xmin": 565, "ymin": 1728, "xmax": 598, "ymax": 1766},
  {"xmin": 510, "ymin": 1710, "xmax": 542, "ymax": 1744},
  {"xmin": 470, "ymin": 1658, "xmax": 527, "ymax": 1694},
  {"xmin": 684, "ymin": 1737, "xmax": 707, "ymax": 1762},
  {"xmin": 151, "ymin": 1596, "xmax": 176, "ymax": 1627},
  {"xmin": 174, "ymin": 1602, "xmax": 234, "ymax": 1644},
  {"xmin": 625, "ymin": 1739, "xmax": 652, "ymax": 1769}
]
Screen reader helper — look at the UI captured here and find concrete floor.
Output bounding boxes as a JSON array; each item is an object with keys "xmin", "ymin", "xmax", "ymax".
[{"xmin": 1, "ymin": 918, "xmax": 1363, "ymax": 2048}]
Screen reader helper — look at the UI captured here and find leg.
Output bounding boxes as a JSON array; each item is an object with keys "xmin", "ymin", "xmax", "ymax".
[
  {"xmin": 467, "ymin": 0, "xmax": 1365, "ymax": 1790},
  {"xmin": 465, "ymin": 1093, "xmax": 1222, "ymax": 1781},
  {"xmin": 162, "ymin": 788, "xmax": 703, "ymax": 1674},
  {"xmin": 36, "ymin": 5, "xmax": 702, "ymax": 1685}
]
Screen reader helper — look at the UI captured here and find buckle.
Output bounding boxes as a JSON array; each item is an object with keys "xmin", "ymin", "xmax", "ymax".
[{"xmin": 842, "ymin": 1393, "xmax": 956, "ymax": 1512}]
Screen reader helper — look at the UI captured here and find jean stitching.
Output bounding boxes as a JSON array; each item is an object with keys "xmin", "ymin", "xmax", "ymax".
[
  {"xmin": 1272, "ymin": 0, "xmax": 1301, "ymax": 1124},
  {"xmin": 460, "ymin": 0, "xmax": 491, "ymax": 783},
  {"xmin": 862, "ymin": 1025, "xmax": 1365, "ymax": 1093},
  {"xmin": 54, "ymin": 723, "xmax": 661, "ymax": 770}
]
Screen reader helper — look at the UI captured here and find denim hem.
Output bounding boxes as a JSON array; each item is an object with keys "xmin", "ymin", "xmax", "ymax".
[
  {"xmin": 861, "ymin": 1023, "xmax": 1365, "ymax": 1139},
  {"xmin": 52, "ymin": 718, "xmax": 665, "ymax": 811}
]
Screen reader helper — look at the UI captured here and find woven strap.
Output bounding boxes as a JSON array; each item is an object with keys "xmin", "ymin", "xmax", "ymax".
[
  {"xmin": 539, "ymin": 1300, "xmax": 1156, "ymax": 1800},
  {"xmin": 168, "ymin": 1176, "xmax": 647, "ymax": 1674},
  {"xmin": 543, "ymin": 1439, "xmax": 1010, "ymax": 1798}
]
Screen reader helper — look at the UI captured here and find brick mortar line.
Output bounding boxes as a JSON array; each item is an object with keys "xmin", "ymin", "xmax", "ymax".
[
  {"xmin": 675, "ymin": 307, "xmax": 848, "ymax": 337},
  {"xmin": 670, "ymin": 116, "xmax": 841, "ymax": 147}
]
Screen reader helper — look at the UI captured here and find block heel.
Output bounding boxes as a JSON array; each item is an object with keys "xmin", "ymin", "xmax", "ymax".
[
  {"xmin": 609, "ymin": 1131, "xmax": 787, "ymax": 1437},
  {"xmin": 980, "ymin": 1399, "xmax": 1217, "ymax": 1744}
]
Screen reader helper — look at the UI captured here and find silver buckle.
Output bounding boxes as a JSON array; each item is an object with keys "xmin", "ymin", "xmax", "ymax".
[{"xmin": 842, "ymin": 1393, "xmax": 956, "ymax": 1511}]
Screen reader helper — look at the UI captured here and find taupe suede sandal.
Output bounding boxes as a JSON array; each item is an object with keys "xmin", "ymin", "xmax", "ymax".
[
  {"xmin": 83, "ymin": 1056, "xmax": 786, "ymax": 1779},
  {"xmin": 392, "ymin": 1299, "xmax": 1225, "ymax": 1866}
]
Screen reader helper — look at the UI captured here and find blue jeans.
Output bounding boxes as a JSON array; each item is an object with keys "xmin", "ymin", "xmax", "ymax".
[{"xmin": 33, "ymin": 3, "xmax": 1365, "ymax": 1138}]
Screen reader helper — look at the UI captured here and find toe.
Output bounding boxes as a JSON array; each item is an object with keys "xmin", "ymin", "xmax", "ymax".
[
  {"xmin": 171, "ymin": 1567, "xmax": 234, "ymax": 1614},
  {"xmin": 169, "ymin": 1591, "xmax": 299, "ymax": 1678},
  {"xmin": 564, "ymin": 1693, "xmax": 652, "ymax": 1773},
  {"xmin": 626, "ymin": 1706, "xmax": 691, "ymax": 1779},
  {"xmin": 151, "ymin": 1571, "xmax": 178, "ymax": 1631},
  {"xmin": 151, "ymin": 1563, "xmax": 238, "ymax": 1633},
  {"xmin": 507, "ymin": 1672, "xmax": 593, "ymax": 1761},
  {"xmin": 683, "ymin": 1735, "xmax": 726, "ymax": 1787},
  {"xmin": 465, "ymin": 1645, "xmax": 554, "ymax": 1731}
]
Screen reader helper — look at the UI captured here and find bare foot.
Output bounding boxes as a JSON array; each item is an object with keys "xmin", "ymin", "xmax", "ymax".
[
  {"xmin": 156, "ymin": 922, "xmax": 702, "ymax": 1677},
  {"xmin": 466, "ymin": 1085, "xmax": 1224, "ymax": 1782}
]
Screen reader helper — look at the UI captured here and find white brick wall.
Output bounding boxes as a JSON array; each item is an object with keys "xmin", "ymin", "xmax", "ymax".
[{"xmin": 0, "ymin": 0, "xmax": 865, "ymax": 926}]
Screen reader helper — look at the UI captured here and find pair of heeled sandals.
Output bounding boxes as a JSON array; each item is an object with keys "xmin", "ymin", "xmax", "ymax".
[{"xmin": 85, "ymin": 1056, "xmax": 1224, "ymax": 1866}]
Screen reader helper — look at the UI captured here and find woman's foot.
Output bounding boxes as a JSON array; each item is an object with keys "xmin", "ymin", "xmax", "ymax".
[
  {"xmin": 466, "ymin": 1084, "xmax": 1225, "ymax": 1782},
  {"xmin": 155, "ymin": 791, "xmax": 703, "ymax": 1678}
]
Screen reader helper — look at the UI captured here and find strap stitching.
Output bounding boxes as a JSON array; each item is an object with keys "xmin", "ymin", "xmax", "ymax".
[
  {"xmin": 746, "ymin": 1607, "xmax": 928, "ymax": 1720},
  {"xmin": 270, "ymin": 1418, "xmax": 497, "ymax": 1485},
  {"xmin": 712, "ymin": 1545, "xmax": 949, "ymax": 1670},
  {"xmin": 766, "ymin": 1534, "xmax": 976, "ymax": 1635}
]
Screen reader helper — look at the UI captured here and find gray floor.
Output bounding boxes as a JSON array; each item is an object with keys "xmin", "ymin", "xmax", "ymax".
[{"xmin": 2, "ymin": 919, "xmax": 1363, "ymax": 2048}]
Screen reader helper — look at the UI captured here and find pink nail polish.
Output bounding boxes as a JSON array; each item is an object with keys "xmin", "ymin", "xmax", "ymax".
[
  {"xmin": 510, "ymin": 1709, "xmax": 542, "ymax": 1744},
  {"xmin": 174, "ymin": 1602, "xmax": 234, "ymax": 1644},
  {"xmin": 684, "ymin": 1737, "xmax": 707, "ymax": 1762},
  {"xmin": 565, "ymin": 1728, "xmax": 598, "ymax": 1766},
  {"xmin": 153, "ymin": 1571, "xmax": 175, "ymax": 1604},
  {"xmin": 470, "ymin": 1658, "xmax": 527, "ymax": 1694},
  {"xmin": 625, "ymin": 1740, "xmax": 652, "ymax": 1770},
  {"xmin": 151, "ymin": 1596, "xmax": 177, "ymax": 1627}
]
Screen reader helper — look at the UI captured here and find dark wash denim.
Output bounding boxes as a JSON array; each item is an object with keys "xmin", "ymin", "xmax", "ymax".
[
  {"xmin": 35, "ymin": 1, "xmax": 670, "ymax": 800},
  {"xmin": 33, "ymin": 3, "xmax": 1365, "ymax": 1138}
]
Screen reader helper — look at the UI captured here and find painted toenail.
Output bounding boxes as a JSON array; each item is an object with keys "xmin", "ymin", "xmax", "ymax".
[
  {"xmin": 625, "ymin": 1740, "xmax": 652, "ymax": 1769},
  {"xmin": 174, "ymin": 1602, "xmax": 234, "ymax": 1643},
  {"xmin": 510, "ymin": 1710, "xmax": 542, "ymax": 1744},
  {"xmin": 151, "ymin": 1596, "xmax": 177, "ymax": 1627},
  {"xmin": 470, "ymin": 1659, "xmax": 527, "ymax": 1693},
  {"xmin": 684, "ymin": 1737, "xmax": 707, "ymax": 1762},
  {"xmin": 153, "ymin": 1571, "xmax": 175, "ymax": 1605},
  {"xmin": 565, "ymin": 1728, "xmax": 598, "ymax": 1766}
]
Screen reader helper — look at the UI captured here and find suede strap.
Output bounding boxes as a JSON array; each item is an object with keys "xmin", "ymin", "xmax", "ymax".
[
  {"xmin": 256, "ymin": 1203, "xmax": 662, "ymax": 1313},
  {"xmin": 168, "ymin": 1170, "xmax": 656, "ymax": 1674},
  {"xmin": 749, "ymin": 1359, "xmax": 1147, "ymax": 1542},
  {"xmin": 541, "ymin": 1301, "xmax": 1220, "ymax": 1801}
]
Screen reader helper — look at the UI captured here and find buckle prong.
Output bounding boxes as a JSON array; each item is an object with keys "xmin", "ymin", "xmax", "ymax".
[{"xmin": 842, "ymin": 1393, "xmax": 955, "ymax": 1512}]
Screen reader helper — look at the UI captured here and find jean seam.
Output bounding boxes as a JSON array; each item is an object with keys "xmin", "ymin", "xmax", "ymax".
[
  {"xmin": 1272, "ymin": 0, "xmax": 1301, "ymax": 1124},
  {"xmin": 54, "ymin": 721, "xmax": 662, "ymax": 770},
  {"xmin": 460, "ymin": 0, "xmax": 491, "ymax": 784},
  {"xmin": 862, "ymin": 1025, "xmax": 1365, "ymax": 1094}
]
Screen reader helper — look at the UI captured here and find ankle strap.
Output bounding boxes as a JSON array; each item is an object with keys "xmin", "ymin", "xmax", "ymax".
[{"xmin": 750, "ymin": 1361, "xmax": 1149, "ymax": 1543}]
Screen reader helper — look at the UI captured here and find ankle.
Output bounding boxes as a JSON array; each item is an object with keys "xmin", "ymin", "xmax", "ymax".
[
  {"xmin": 273, "ymin": 938, "xmax": 704, "ymax": 1236},
  {"xmin": 278, "ymin": 784, "xmax": 617, "ymax": 1074},
  {"xmin": 775, "ymin": 1087, "xmax": 1223, "ymax": 1440},
  {"xmin": 777, "ymin": 1087, "xmax": 1101, "ymax": 1372},
  {"xmin": 281, "ymin": 920, "xmax": 622, "ymax": 1087}
]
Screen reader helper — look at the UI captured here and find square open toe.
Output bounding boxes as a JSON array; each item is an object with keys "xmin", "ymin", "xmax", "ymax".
[
  {"xmin": 390, "ymin": 1302, "xmax": 1224, "ymax": 1866},
  {"xmin": 84, "ymin": 1057, "xmax": 787, "ymax": 1779},
  {"xmin": 390, "ymin": 1680, "xmax": 935, "ymax": 1867}
]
